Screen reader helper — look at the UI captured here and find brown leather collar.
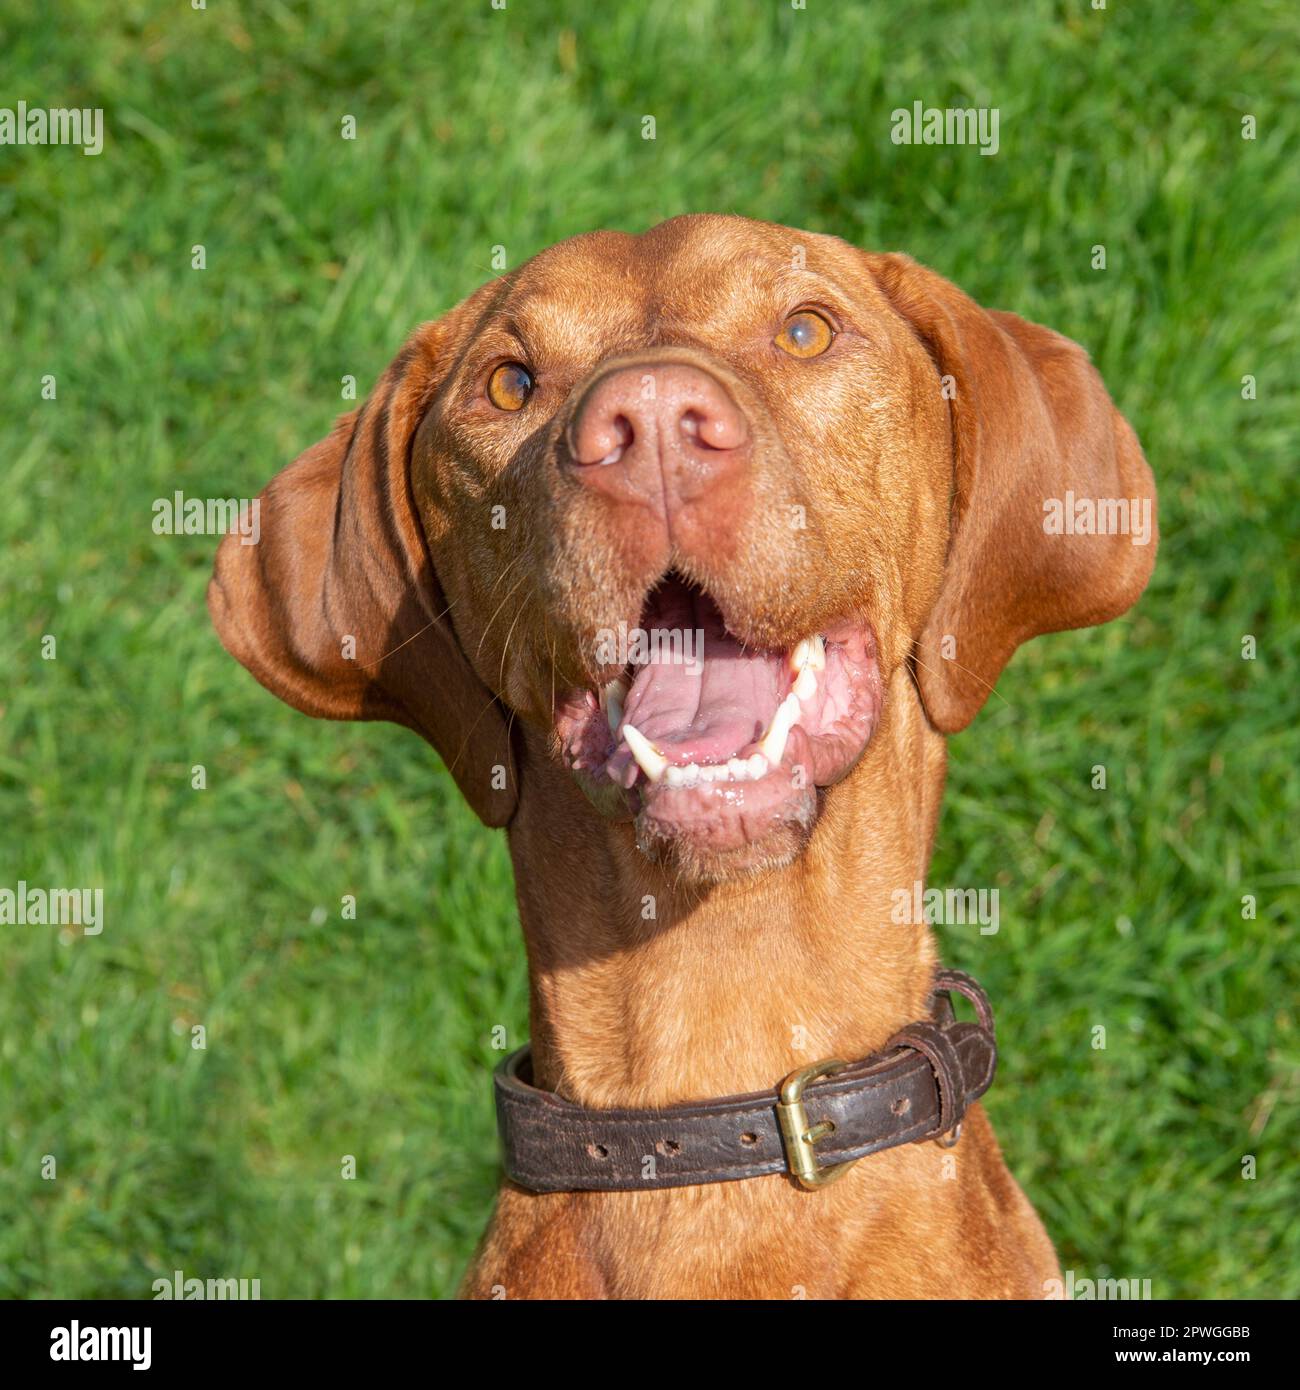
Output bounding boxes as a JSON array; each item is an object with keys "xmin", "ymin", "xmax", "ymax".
[{"xmin": 494, "ymin": 969, "xmax": 996, "ymax": 1193}]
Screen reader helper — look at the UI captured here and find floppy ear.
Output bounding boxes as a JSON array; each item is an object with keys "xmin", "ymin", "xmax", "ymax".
[
  {"xmin": 207, "ymin": 321, "xmax": 519, "ymax": 827},
  {"xmin": 866, "ymin": 253, "xmax": 1157, "ymax": 733}
]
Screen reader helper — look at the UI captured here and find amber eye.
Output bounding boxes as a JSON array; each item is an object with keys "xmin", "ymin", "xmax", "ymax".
[
  {"xmin": 775, "ymin": 310, "xmax": 835, "ymax": 359},
  {"xmin": 487, "ymin": 362, "xmax": 534, "ymax": 410}
]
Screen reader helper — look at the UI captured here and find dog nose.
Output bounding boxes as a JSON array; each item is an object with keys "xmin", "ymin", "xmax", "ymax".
[{"xmin": 565, "ymin": 363, "xmax": 750, "ymax": 511}]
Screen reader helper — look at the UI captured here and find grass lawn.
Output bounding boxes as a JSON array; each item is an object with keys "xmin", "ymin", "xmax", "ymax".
[{"xmin": 1, "ymin": 0, "xmax": 1296, "ymax": 1298}]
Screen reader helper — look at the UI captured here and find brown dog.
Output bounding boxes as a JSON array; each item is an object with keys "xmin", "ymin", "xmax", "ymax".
[{"xmin": 209, "ymin": 214, "xmax": 1156, "ymax": 1299}]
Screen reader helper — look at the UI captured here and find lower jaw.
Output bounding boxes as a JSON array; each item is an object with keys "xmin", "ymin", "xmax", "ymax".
[
  {"xmin": 632, "ymin": 780, "xmax": 820, "ymax": 881},
  {"xmin": 566, "ymin": 717, "xmax": 881, "ymax": 884},
  {"xmin": 574, "ymin": 729, "xmax": 866, "ymax": 881}
]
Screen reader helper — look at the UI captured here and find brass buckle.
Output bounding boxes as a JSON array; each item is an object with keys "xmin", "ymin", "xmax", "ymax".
[{"xmin": 777, "ymin": 1058, "xmax": 860, "ymax": 1190}]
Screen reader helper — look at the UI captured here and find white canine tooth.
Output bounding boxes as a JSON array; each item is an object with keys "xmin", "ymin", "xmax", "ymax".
[
  {"xmin": 789, "ymin": 634, "xmax": 826, "ymax": 675},
  {"xmin": 601, "ymin": 677, "xmax": 628, "ymax": 733},
  {"xmin": 728, "ymin": 757, "xmax": 749, "ymax": 781},
  {"xmin": 747, "ymin": 753, "xmax": 769, "ymax": 779},
  {"xmin": 793, "ymin": 665, "xmax": 818, "ymax": 701},
  {"xmin": 758, "ymin": 691, "xmax": 801, "ymax": 767},
  {"xmin": 622, "ymin": 723, "xmax": 667, "ymax": 783}
]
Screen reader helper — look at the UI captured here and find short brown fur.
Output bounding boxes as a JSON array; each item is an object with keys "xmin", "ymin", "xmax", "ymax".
[{"xmin": 210, "ymin": 215, "xmax": 1156, "ymax": 1299}]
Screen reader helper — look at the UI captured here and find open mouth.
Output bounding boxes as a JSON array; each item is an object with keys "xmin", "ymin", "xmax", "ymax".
[{"xmin": 555, "ymin": 576, "xmax": 883, "ymax": 869}]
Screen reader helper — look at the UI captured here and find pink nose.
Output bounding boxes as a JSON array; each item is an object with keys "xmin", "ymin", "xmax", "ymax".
[{"xmin": 565, "ymin": 363, "xmax": 750, "ymax": 515}]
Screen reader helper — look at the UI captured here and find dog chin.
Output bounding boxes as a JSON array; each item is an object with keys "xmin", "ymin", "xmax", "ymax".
[
  {"xmin": 570, "ymin": 738, "xmax": 870, "ymax": 883},
  {"xmin": 632, "ymin": 784, "xmax": 820, "ymax": 883}
]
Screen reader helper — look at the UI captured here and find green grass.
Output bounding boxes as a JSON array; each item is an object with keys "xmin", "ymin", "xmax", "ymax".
[{"xmin": 1, "ymin": 0, "xmax": 1297, "ymax": 1299}]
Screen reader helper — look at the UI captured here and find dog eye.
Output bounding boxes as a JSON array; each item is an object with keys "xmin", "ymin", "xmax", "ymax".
[
  {"xmin": 775, "ymin": 310, "xmax": 834, "ymax": 359},
  {"xmin": 487, "ymin": 362, "xmax": 534, "ymax": 410}
]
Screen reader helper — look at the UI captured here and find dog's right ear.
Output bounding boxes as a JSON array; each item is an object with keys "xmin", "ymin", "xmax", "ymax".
[{"xmin": 207, "ymin": 318, "xmax": 519, "ymax": 827}]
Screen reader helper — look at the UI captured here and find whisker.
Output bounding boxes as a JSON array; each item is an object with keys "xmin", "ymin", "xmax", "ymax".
[
  {"xmin": 359, "ymin": 596, "xmax": 456, "ymax": 670},
  {"xmin": 448, "ymin": 689, "xmax": 512, "ymax": 777},
  {"xmin": 479, "ymin": 570, "xmax": 530, "ymax": 666},
  {"xmin": 495, "ymin": 591, "xmax": 530, "ymax": 692},
  {"xmin": 909, "ymin": 648, "xmax": 1011, "ymax": 709}
]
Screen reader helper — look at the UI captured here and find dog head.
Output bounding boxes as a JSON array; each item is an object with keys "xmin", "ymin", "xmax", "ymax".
[{"xmin": 210, "ymin": 214, "xmax": 1156, "ymax": 882}]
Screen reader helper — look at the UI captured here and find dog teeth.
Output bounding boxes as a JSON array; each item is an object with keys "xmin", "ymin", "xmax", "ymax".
[
  {"xmin": 661, "ymin": 754, "xmax": 771, "ymax": 788},
  {"xmin": 600, "ymin": 677, "xmax": 629, "ymax": 733},
  {"xmin": 789, "ymin": 635, "xmax": 825, "ymax": 702},
  {"xmin": 622, "ymin": 723, "xmax": 667, "ymax": 783},
  {"xmin": 789, "ymin": 634, "xmax": 826, "ymax": 675},
  {"xmin": 631, "ymin": 688, "xmax": 801, "ymax": 788},
  {"xmin": 621, "ymin": 644, "xmax": 817, "ymax": 789},
  {"xmin": 757, "ymin": 691, "xmax": 801, "ymax": 767}
]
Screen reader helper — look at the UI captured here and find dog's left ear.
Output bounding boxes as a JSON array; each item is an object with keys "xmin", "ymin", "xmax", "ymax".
[
  {"xmin": 865, "ymin": 253, "xmax": 1157, "ymax": 733},
  {"xmin": 208, "ymin": 312, "xmax": 519, "ymax": 826}
]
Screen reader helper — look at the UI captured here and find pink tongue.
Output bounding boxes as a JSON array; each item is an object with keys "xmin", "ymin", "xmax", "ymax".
[{"xmin": 617, "ymin": 587, "xmax": 786, "ymax": 770}]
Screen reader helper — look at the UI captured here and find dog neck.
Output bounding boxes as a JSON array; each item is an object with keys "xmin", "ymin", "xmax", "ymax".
[{"xmin": 510, "ymin": 668, "xmax": 948, "ymax": 1109}]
